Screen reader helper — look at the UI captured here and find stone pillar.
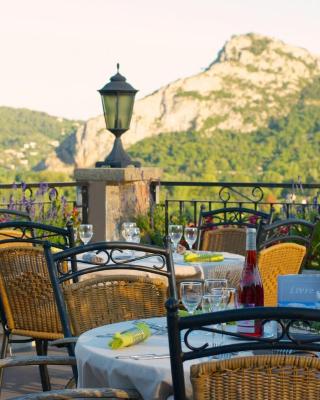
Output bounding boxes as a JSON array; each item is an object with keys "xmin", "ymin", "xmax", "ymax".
[{"xmin": 74, "ymin": 167, "xmax": 162, "ymax": 241}]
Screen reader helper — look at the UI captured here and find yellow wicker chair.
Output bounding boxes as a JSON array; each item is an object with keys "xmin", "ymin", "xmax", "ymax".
[
  {"xmin": 0, "ymin": 246, "xmax": 64, "ymax": 393},
  {"xmin": 201, "ymin": 227, "xmax": 246, "ymax": 256},
  {"xmin": 63, "ymin": 274, "xmax": 168, "ymax": 336},
  {"xmin": 191, "ymin": 355, "xmax": 320, "ymax": 400},
  {"xmin": 258, "ymin": 242, "xmax": 306, "ymax": 306}
]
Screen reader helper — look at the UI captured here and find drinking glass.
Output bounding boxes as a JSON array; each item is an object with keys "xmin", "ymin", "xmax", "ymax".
[
  {"xmin": 224, "ymin": 288, "xmax": 238, "ymax": 310},
  {"xmin": 79, "ymin": 224, "xmax": 93, "ymax": 245},
  {"xmin": 181, "ymin": 282, "xmax": 203, "ymax": 315},
  {"xmin": 168, "ymin": 224, "xmax": 183, "ymax": 253},
  {"xmin": 121, "ymin": 222, "xmax": 136, "ymax": 242},
  {"xmin": 184, "ymin": 226, "xmax": 198, "ymax": 250},
  {"xmin": 130, "ymin": 227, "xmax": 141, "ymax": 244},
  {"xmin": 204, "ymin": 279, "xmax": 228, "ymax": 294}
]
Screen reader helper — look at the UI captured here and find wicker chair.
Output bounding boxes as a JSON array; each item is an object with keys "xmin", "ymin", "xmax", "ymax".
[
  {"xmin": 190, "ymin": 355, "xmax": 320, "ymax": 400},
  {"xmin": 257, "ymin": 218, "xmax": 317, "ymax": 269},
  {"xmin": 0, "ymin": 246, "xmax": 66, "ymax": 391},
  {"xmin": 166, "ymin": 300, "xmax": 320, "ymax": 400},
  {"xmin": 63, "ymin": 274, "xmax": 168, "ymax": 336},
  {"xmin": 201, "ymin": 227, "xmax": 246, "ymax": 255},
  {"xmin": 0, "ymin": 355, "xmax": 141, "ymax": 399},
  {"xmin": 258, "ymin": 242, "xmax": 306, "ymax": 306},
  {"xmin": 0, "ymin": 222, "xmax": 75, "ymax": 392},
  {"xmin": 197, "ymin": 206, "xmax": 272, "ymax": 252},
  {"xmin": 43, "ymin": 241, "xmax": 176, "ymax": 378}
]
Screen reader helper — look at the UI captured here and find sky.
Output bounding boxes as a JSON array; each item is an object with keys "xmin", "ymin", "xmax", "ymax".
[{"xmin": 0, "ymin": 0, "xmax": 319, "ymax": 121}]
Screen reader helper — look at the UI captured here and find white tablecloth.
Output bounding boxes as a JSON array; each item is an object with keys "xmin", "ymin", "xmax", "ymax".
[
  {"xmin": 77, "ymin": 251, "xmax": 244, "ymax": 288},
  {"xmin": 75, "ymin": 317, "xmax": 202, "ymax": 399}
]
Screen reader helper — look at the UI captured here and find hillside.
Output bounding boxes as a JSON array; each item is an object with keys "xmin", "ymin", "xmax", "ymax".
[
  {"xmin": 0, "ymin": 33, "xmax": 320, "ymax": 187},
  {"xmin": 0, "ymin": 107, "xmax": 81, "ymax": 181},
  {"xmin": 43, "ymin": 32, "xmax": 320, "ymax": 171},
  {"xmin": 128, "ymin": 76, "xmax": 320, "ymax": 185}
]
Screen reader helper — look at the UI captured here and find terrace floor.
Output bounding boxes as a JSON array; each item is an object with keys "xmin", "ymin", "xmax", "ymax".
[{"xmin": 1, "ymin": 336, "xmax": 72, "ymax": 399}]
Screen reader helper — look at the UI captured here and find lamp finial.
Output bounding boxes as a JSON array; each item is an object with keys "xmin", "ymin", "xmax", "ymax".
[{"xmin": 117, "ymin": 63, "xmax": 120, "ymax": 73}]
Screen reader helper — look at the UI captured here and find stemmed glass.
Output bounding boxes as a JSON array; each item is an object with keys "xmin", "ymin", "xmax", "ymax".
[
  {"xmin": 130, "ymin": 227, "xmax": 141, "ymax": 244},
  {"xmin": 204, "ymin": 279, "xmax": 228, "ymax": 294},
  {"xmin": 79, "ymin": 224, "xmax": 93, "ymax": 245},
  {"xmin": 168, "ymin": 224, "xmax": 183, "ymax": 253},
  {"xmin": 121, "ymin": 222, "xmax": 136, "ymax": 242},
  {"xmin": 181, "ymin": 282, "xmax": 203, "ymax": 315},
  {"xmin": 184, "ymin": 226, "xmax": 198, "ymax": 251}
]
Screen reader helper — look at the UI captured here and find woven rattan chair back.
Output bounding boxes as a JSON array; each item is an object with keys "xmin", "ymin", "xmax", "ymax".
[
  {"xmin": 0, "ymin": 220, "xmax": 75, "ymax": 250},
  {"xmin": 201, "ymin": 227, "xmax": 246, "ymax": 255},
  {"xmin": 190, "ymin": 355, "xmax": 320, "ymax": 400},
  {"xmin": 44, "ymin": 241, "xmax": 176, "ymax": 347},
  {"xmin": 197, "ymin": 206, "xmax": 272, "ymax": 251},
  {"xmin": 257, "ymin": 218, "xmax": 316, "ymax": 269},
  {"xmin": 0, "ymin": 246, "xmax": 63, "ymax": 339},
  {"xmin": 258, "ymin": 242, "xmax": 306, "ymax": 306},
  {"xmin": 64, "ymin": 275, "xmax": 168, "ymax": 336},
  {"xmin": 166, "ymin": 300, "xmax": 320, "ymax": 400}
]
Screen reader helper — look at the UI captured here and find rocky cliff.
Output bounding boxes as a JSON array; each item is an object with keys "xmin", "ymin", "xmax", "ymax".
[{"xmin": 43, "ymin": 33, "xmax": 320, "ymax": 170}]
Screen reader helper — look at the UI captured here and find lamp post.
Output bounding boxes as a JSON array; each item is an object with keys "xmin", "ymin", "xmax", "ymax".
[{"xmin": 95, "ymin": 64, "xmax": 141, "ymax": 168}]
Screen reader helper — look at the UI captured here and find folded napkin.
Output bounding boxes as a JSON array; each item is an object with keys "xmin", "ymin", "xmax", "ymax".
[
  {"xmin": 82, "ymin": 252, "xmax": 104, "ymax": 263},
  {"xmin": 183, "ymin": 252, "xmax": 224, "ymax": 263},
  {"xmin": 108, "ymin": 322, "xmax": 151, "ymax": 349}
]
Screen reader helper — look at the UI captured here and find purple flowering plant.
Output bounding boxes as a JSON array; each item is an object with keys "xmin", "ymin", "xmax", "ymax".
[{"xmin": 1, "ymin": 182, "xmax": 81, "ymax": 229}]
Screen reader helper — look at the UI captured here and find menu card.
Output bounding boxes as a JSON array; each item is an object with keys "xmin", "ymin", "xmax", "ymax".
[{"xmin": 278, "ymin": 274, "xmax": 320, "ymax": 308}]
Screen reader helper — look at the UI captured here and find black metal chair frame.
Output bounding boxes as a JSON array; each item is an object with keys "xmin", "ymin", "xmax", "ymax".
[
  {"xmin": 0, "ymin": 208, "xmax": 31, "ymax": 221},
  {"xmin": 257, "ymin": 218, "xmax": 316, "ymax": 249},
  {"xmin": 0, "ymin": 221, "xmax": 76, "ymax": 392},
  {"xmin": 166, "ymin": 299, "xmax": 320, "ymax": 400},
  {"xmin": 257, "ymin": 218, "xmax": 317, "ymax": 269},
  {"xmin": 44, "ymin": 240, "xmax": 177, "ymax": 381},
  {"xmin": 197, "ymin": 205, "xmax": 272, "ymax": 250}
]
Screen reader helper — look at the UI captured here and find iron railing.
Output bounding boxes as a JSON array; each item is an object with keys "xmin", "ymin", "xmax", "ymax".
[{"xmin": 149, "ymin": 181, "xmax": 320, "ymax": 234}]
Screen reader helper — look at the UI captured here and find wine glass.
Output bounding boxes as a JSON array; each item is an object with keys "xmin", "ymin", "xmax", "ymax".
[
  {"xmin": 224, "ymin": 288, "xmax": 238, "ymax": 310},
  {"xmin": 79, "ymin": 224, "xmax": 93, "ymax": 245},
  {"xmin": 130, "ymin": 227, "xmax": 141, "ymax": 244},
  {"xmin": 121, "ymin": 222, "xmax": 136, "ymax": 242},
  {"xmin": 168, "ymin": 224, "xmax": 183, "ymax": 253},
  {"xmin": 184, "ymin": 226, "xmax": 198, "ymax": 251},
  {"xmin": 180, "ymin": 281, "xmax": 203, "ymax": 315},
  {"xmin": 204, "ymin": 279, "xmax": 228, "ymax": 294}
]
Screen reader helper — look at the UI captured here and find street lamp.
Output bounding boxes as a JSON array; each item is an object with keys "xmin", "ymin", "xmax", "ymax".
[{"xmin": 95, "ymin": 64, "xmax": 141, "ymax": 168}]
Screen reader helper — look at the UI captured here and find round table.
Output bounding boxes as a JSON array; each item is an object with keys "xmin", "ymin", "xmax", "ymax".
[
  {"xmin": 75, "ymin": 317, "xmax": 201, "ymax": 399},
  {"xmin": 77, "ymin": 251, "xmax": 244, "ymax": 288}
]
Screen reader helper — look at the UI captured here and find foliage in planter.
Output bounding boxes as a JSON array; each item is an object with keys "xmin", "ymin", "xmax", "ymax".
[{"xmin": 135, "ymin": 206, "xmax": 166, "ymax": 247}]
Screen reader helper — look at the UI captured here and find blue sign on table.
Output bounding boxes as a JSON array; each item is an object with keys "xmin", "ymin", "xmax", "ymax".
[{"xmin": 278, "ymin": 274, "xmax": 320, "ymax": 308}]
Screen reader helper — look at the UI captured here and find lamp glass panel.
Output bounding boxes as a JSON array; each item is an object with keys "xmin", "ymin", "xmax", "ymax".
[
  {"xmin": 101, "ymin": 93, "xmax": 135, "ymax": 131},
  {"xmin": 101, "ymin": 94, "xmax": 117, "ymax": 130},
  {"xmin": 117, "ymin": 93, "xmax": 135, "ymax": 130}
]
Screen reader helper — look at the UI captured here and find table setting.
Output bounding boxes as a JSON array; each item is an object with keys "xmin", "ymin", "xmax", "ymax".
[{"xmin": 75, "ymin": 279, "xmax": 241, "ymax": 399}]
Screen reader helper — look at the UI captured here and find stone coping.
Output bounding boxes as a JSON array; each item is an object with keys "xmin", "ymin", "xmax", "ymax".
[{"xmin": 74, "ymin": 167, "xmax": 162, "ymax": 183}]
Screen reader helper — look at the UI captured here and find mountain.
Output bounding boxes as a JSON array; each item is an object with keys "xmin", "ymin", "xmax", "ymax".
[
  {"xmin": 42, "ymin": 32, "xmax": 320, "ymax": 172},
  {"xmin": 1, "ymin": 33, "xmax": 320, "ymax": 186},
  {"xmin": 0, "ymin": 107, "xmax": 81, "ymax": 181}
]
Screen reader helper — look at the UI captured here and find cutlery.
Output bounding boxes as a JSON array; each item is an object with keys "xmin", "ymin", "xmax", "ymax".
[{"xmin": 115, "ymin": 353, "xmax": 170, "ymax": 360}]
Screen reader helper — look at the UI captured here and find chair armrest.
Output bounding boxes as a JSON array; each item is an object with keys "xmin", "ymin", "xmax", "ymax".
[{"xmin": 0, "ymin": 355, "xmax": 76, "ymax": 368}]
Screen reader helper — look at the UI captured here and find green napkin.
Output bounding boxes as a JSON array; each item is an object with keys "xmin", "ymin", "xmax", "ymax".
[
  {"xmin": 178, "ymin": 309, "xmax": 203, "ymax": 317},
  {"xmin": 108, "ymin": 322, "xmax": 151, "ymax": 349},
  {"xmin": 183, "ymin": 252, "xmax": 224, "ymax": 263}
]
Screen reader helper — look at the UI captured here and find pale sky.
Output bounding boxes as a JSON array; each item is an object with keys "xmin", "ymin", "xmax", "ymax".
[{"xmin": 0, "ymin": 0, "xmax": 319, "ymax": 120}]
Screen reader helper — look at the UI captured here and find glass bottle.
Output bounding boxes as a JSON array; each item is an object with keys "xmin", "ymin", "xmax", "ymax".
[{"xmin": 237, "ymin": 227, "xmax": 264, "ymax": 337}]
